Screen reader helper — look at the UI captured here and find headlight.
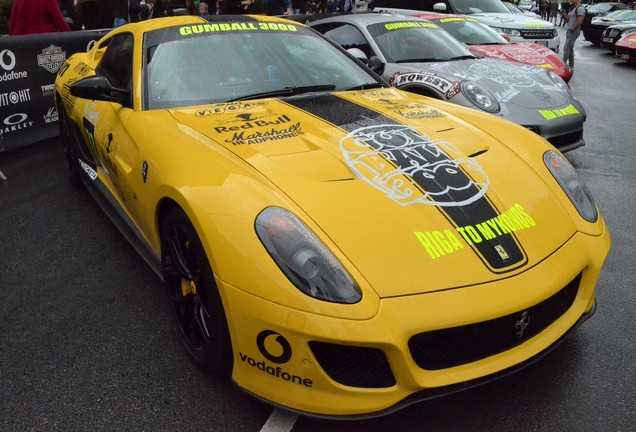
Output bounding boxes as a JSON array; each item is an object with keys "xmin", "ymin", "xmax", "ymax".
[
  {"xmin": 546, "ymin": 70, "xmax": 570, "ymax": 92},
  {"xmin": 552, "ymin": 29, "xmax": 558, "ymax": 37},
  {"xmin": 461, "ymin": 81, "xmax": 500, "ymax": 113},
  {"xmin": 492, "ymin": 27, "xmax": 521, "ymax": 37},
  {"xmin": 255, "ymin": 207, "xmax": 362, "ymax": 304},
  {"xmin": 544, "ymin": 150, "xmax": 598, "ymax": 222}
]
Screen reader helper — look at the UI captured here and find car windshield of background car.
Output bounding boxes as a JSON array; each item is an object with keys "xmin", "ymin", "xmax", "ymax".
[
  {"xmin": 433, "ymin": 18, "xmax": 508, "ymax": 45},
  {"xmin": 143, "ymin": 24, "xmax": 378, "ymax": 110},
  {"xmin": 368, "ymin": 22, "xmax": 475, "ymax": 63},
  {"xmin": 448, "ymin": 0, "xmax": 512, "ymax": 15}
]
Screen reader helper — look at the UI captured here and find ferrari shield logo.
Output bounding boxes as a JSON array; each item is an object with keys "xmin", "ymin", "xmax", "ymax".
[{"xmin": 37, "ymin": 45, "xmax": 66, "ymax": 73}]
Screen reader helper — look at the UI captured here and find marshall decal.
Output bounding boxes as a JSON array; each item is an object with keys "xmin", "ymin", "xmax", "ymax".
[
  {"xmin": 390, "ymin": 71, "xmax": 460, "ymax": 99},
  {"xmin": 340, "ymin": 124, "xmax": 489, "ymax": 208},
  {"xmin": 215, "ymin": 114, "xmax": 304, "ymax": 145}
]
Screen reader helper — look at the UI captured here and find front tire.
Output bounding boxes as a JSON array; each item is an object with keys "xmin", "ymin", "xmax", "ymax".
[{"xmin": 161, "ymin": 208, "xmax": 233, "ymax": 373}]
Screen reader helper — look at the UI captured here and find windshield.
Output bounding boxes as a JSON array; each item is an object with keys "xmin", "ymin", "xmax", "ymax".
[
  {"xmin": 432, "ymin": 17, "xmax": 508, "ymax": 45},
  {"xmin": 605, "ymin": 10, "xmax": 636, "ymax": 21},
  {"xmin": 448, "ymin": 0, "xmax": 511, "ymax": 15},
  {"xmin": 143, "ymin": 20, "xmax": 380, "ymax": 110},
  {"xmin": 368, "ymin": 21, "xmax": 475, "ymax": 63},
  {"xmin": 588, "ymin": 4, "xmax": 618, "ymax": 13}
]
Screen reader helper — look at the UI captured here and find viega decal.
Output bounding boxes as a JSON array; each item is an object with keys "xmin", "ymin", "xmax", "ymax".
[
  {"xmin": 239, "ymin": 330, "xmax": 313, "ymax": 387},
  {"xmin": 414, "ymin": 203, "xmax": 537, "ymax": 259},
  {"xmin": 390, "ymin": 71, "xmax": 460, "ymax": 99}
]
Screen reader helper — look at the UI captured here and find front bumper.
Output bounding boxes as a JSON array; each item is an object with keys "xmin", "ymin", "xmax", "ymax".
[{"xmin": 220, "ymin": 226, "xmax": 610, "ymax": 417}]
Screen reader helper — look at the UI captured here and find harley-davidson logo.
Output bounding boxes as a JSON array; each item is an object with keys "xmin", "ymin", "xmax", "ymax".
[{"xmin": 37, "ymin": 45, "xmax": 66, "ymax": 73}]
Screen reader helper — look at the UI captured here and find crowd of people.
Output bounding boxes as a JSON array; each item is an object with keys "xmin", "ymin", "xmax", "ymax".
[{"xmin": 6, "ymin": 0, "xmax": 374, "ymax": 36}]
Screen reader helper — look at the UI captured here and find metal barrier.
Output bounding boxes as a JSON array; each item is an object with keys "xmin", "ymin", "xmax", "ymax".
[{"xmin": 0, "ymin": 29, "xmax": 108, "ymax": 153}]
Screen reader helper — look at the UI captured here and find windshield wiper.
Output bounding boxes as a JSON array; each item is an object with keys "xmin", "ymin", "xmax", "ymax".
[
  {"xmin": 448, "ymin": 55, "xmax": 476, "ymax": 60},
  {"xmin": 344, "ymin": 82, "xmax": 386, "ymax": 91},
  {"xmin": 229, "ymin": 85, "xmax": 336, "ymax": 102},
  {"xmin": 395, "ymin": 58, "xmax": 443, "ymax": 63}
]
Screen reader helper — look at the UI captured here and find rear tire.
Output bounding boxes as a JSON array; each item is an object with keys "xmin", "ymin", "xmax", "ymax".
[{"xmin": 160, "ymin": 208, "xmax": 233, "ymax": 373}]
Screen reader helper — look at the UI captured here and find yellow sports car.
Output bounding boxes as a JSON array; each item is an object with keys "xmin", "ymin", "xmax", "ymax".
[{"xmin": 54, "ymin": 15, "xmax": 610, "ymax": 417}]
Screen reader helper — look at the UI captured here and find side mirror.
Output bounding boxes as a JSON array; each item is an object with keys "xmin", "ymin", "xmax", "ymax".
[
  {"xmin": 433, "ymin": 2, "xmax": 448, "ymax": 12},
  {"xmin": 347, "ymin": 47, "xmax": 368, "ymax": 62},
  {"xmin": 367, "ymin": 56, "xmax": 385, "ymax": 76},
  {"xmin": 70, "ymin": 75, "xmax": 130, "ymax": 105}
]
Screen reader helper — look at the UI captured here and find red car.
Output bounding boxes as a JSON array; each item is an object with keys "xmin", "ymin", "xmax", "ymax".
[
  {"xmin": 416, "ymin": 13, "xmax": 573, "ymax": 82},
  {"xmin": 614, "ymin": 30, "xmax": 636, "ymax": 62}
]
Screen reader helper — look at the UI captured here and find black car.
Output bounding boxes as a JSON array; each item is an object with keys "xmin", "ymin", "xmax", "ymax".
[
  {"xmin": 582, "ymin": 3, "xmax": 629, "ymax": 45},
  {"xmin": 601, "ymin": 20, "xmax": 636, "ymax": 52}
]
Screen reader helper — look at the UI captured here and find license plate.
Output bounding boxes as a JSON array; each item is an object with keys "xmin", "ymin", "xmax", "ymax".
[
  {"xmin": 603, "ymin": 37, "xmax": 613, "ymax": 43},
  {"xmin": 536, "ymin": 40, "xmax": 549, "ymax": 47},
  {"xmin": 621, "ymin": 54, "xmax": 630, "ymax": 60}
]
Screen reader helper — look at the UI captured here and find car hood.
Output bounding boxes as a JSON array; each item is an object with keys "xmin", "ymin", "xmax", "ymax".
[
  {"xmin": 471, "ymin": 13, "xmax": 555, "ymax": 28},
  {"xmin": 471, "ymin": 43, "xmax": 559, "ymax": 66},
  {"xmin": 169, "ymin": 89, "xmax": 576, "ymax": 297},
  {"xmin": 385, "ymin": 58, "xmax": 571, "ymax": 109}
]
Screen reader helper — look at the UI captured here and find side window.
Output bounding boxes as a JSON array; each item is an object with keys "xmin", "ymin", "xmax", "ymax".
[
  {"xmin": 315, "ymin": 23, "xmax": 374, "ymax": 59},
  {"xmin": 96, "ymin": 34, "xmax": 134, "ymax": 91}
]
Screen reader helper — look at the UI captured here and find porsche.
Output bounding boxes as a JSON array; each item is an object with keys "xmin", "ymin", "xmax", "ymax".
[
  {"xmin": 309, "ymin": 13, "xmax": 586, "ymax": 153},
  {"xmin": 54, "ymin": 15, "xmax": 610, "ymax": 418}
]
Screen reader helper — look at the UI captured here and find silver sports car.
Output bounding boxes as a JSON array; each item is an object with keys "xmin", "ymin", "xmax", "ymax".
[{"xmin": 309, "ymin": 13, "xmax": 586, "ymax": 153}]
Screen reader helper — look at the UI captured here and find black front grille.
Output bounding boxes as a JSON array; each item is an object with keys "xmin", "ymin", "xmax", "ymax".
[
  {"xmin": 309, "ymin": 342, "xmax": 395, "ymax": 388},
  {"xmin": 521, "ymin": 29, "xmax": 554, "ymax": 39},
  {"xmin": 409, "ymin": 273, "xmax": 582, "ymax": 370},
  {"xmin": 547, "ymin": 130, "xmax": 584, "ymax": 151}
]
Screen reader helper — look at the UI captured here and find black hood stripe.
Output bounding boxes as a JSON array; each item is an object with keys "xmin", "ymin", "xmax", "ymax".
[{"xmin": 283, "ymin": 93, "xmax": 527, "ymax": 272}]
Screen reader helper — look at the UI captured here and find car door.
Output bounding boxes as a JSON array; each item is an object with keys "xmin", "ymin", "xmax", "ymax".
[{"xmin": 79, "ymin": 33, "xmax": 147, "ymax": 228}]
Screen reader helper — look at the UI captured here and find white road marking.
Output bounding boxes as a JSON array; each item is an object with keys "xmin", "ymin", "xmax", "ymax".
[
  {"xmin": 259, "ymin": 409, "xmax": 298, "ymax": 432},
  {"xmin": 0, "ymin": 169, "xmax": 6, "ymax": 180}
]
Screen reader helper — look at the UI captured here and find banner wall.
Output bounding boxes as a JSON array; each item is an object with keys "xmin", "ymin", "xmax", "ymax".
[{"xmin": 0, "ymin": 30, "xmax": 108, "ymax": 153}]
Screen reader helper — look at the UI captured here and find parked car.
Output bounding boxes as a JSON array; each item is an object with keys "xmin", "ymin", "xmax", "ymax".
[
  {"xmin": 614, "ymin": 30, "xmax": 636, "ymax": 62},
  {"xmin": 582, "ymin": 3, "xmax": 630, "ymax": 45},
  {"xmin": 415, "ymin": 13, "xmax": 572, "ymax": 81},
  {"xmin": 54, "ymin": 14, "xmax": 611, "ymax": 418},
  {"xmin": 309, "ymin": 13, "xmax": 586, "ymax": 152},
  {"xmin": 601, "ymin": 21, "xmax": 636, "ymax": 52},
  {"xmin": 502, "ymin": 1, "xmax": 541, "ymax": 20},
  {"xmin": 371, "ymin": 0, "xmax": 561, "ymax": 53}
]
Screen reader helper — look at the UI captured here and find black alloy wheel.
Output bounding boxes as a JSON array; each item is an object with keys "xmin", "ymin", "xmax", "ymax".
[{"xmin": 161, "ymin": 208, "xmax": 233, "ymax": 373}]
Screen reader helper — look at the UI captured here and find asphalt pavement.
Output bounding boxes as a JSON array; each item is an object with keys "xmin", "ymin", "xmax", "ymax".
[{"xmin": 1, "ymin": 26, "xmax": 635, "ymax": 432}]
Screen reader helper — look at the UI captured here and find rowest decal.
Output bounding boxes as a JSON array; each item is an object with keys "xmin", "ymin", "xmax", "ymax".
[
  {"xmin": 390, "ymin": 71, "xmax": 460, "ymax": 99},
  {"xmin": 414, "ymin": 203, "xmax": 537, "ymax": 259},
  {"xmin": 238, "ymin": 330, "xmax": 313, "ymax": 388}
]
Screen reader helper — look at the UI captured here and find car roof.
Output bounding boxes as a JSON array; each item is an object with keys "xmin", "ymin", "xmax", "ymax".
[{"xmin": 311, "ymin": 11, "xmax": 432, "ymax": 26}]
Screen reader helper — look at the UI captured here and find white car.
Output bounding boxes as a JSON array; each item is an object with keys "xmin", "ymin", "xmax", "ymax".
[{"xmin": 372, "ymin": 0, "xmax": 560, "ymax": 53}]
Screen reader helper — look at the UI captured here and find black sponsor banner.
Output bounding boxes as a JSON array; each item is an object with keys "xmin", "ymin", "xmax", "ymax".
[{"xmin": 0, "ymin": 29, "xmax": 108, "ymax": 153}]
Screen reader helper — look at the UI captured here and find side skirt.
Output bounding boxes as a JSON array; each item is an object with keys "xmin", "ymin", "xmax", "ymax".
[{"xmin": 80, "ymin": 163, "xmax": 164, "ymax": 281}]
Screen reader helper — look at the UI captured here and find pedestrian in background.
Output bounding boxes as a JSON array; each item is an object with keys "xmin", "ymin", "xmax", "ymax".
[
  {"xmin": 562, "ymin": 0, "xmax": 586, "ymax": 69},
  {"xmin": 559, "ymin": 0, "xmax": 570, "ymax": 26},
  {"xmin": 9, "ymin": 0, "xmax": 71, "ymax": 35},
  {"xmin": 199, "ymin": 1, "xmax": 212, "ymax": 17}
]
